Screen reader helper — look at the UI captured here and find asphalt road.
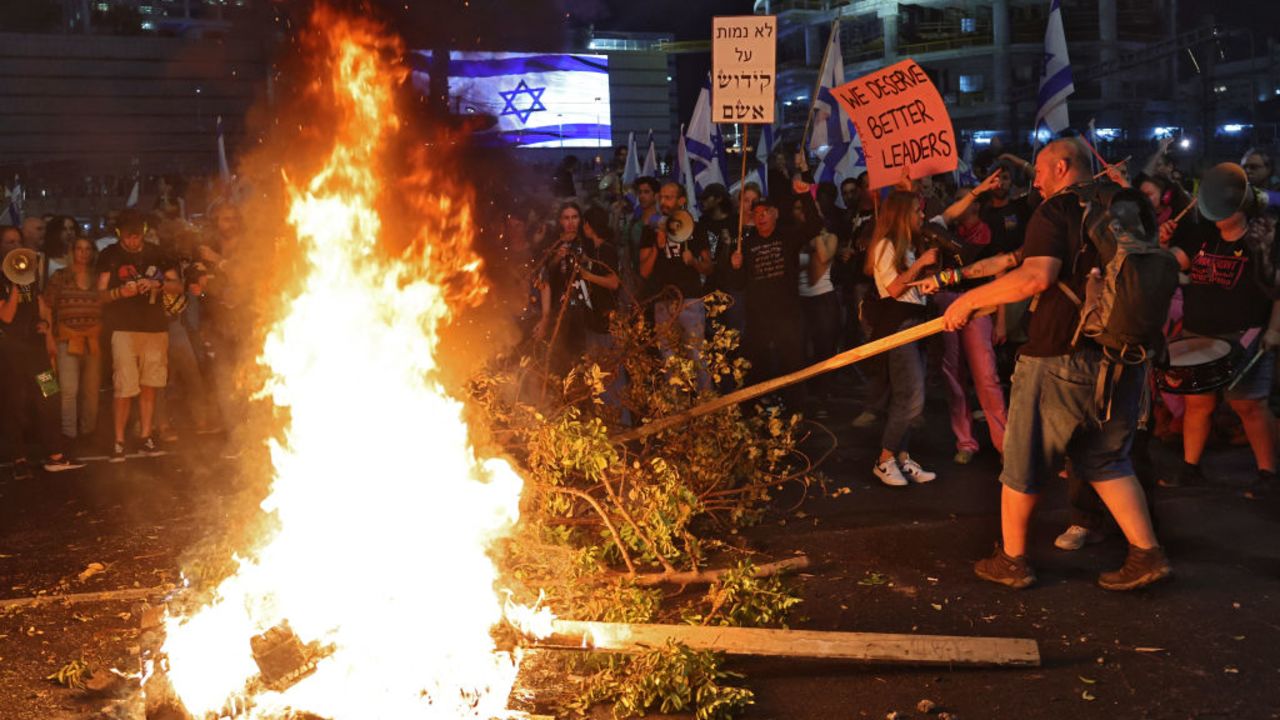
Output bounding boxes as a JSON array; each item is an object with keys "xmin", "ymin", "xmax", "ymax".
[{"xmin": 2, "ymin": 388, "xmax": 1279, "ymax": 719}]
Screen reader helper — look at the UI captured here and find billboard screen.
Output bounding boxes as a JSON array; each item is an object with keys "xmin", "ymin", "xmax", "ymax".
[{"xmin": 408, "ymin": 51, "xmax": 611, "ymax": 149}]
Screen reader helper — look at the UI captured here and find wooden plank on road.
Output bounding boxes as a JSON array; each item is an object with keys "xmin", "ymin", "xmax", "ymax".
[{"xmin": 541, "ymin": 620, "xmax": 1040, "ymax": 667}]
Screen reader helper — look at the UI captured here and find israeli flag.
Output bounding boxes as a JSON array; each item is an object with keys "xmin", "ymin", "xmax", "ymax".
[
  {"xmin": 808, "ymin": 22, "xmax": 847, "ymax": 155},
  {"xmin": 408, "ymin": 51, "xmax": 611, "ymax": 148},
  {"xmin": 1035, "ymin": 0, "xmax": 1074, "ymax": 138},
  {"xmin": 738, "ymin": 124, "xmax": 774, "ymax": 197},
  {"xmin": 677, "ymin": 126, "xmax": 701, "ymax": 220},
  {"xmin": 1, "ymin": 183, "xmax": 21, "ymax": 226},
  {"xmin": 622, "ymin": 131, "xmax": 640, "ymax": 186},
  {"xmin": 954, "ymin": 139, "xmax": 978, "ymax": 187},
  {"xmin": 685, "ymin": 74, "xmax": 728, "ymax": 198},
  {"xmin": 814, "ymin": 122, "xmax": 865, "ymax": 187},
  {"xmin": 641, "ymin": 130, "xmax": 658, "ymax": 177}
]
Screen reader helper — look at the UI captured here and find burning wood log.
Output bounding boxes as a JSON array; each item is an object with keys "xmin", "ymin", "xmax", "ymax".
[
  {"xmin": 0, "ymin": 584, "xmax": 175, "ymax": 611},
  {"xmin": 538, "ymin": 619, "xmax": 1039, "ymax": 667},
  {"xmin": 612, "ymin": 309, "xmax": 993, "ymax": 443}
]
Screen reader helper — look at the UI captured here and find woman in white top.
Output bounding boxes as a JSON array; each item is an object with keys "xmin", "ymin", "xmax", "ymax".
[{"xmin": 864, "ymin": 189, "xmax": 939, "ymax": 487}]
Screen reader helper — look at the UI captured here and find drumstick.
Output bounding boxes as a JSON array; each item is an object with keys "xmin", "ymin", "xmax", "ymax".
[
  {"xmin": 1079, "ymin": 136, "xmax": 1130, "ymax": 187},
  {"xmin": 1227, "ymin": 346, "xmax": 1267, "ymax": 392},
  {"xmin": 1092, "ymin": 156, "xmax": 1131, "ymax": 179},
  {"xmin": 1170, "ymin": 196, "xmax": 1198, "ymax": 226}
]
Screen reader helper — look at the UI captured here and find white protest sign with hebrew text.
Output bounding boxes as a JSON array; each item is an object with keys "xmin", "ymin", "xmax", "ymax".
[{"xmin": 712, "ymin": 15, "xmax": 776, "ymax": 125}]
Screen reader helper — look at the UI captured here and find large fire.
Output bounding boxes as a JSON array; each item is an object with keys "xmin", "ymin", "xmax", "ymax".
[{"xmin": 161, "ymin": 8, "xmax": 530, "ymax": 718}]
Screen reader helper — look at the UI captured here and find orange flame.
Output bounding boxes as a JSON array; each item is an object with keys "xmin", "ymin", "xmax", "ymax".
[{"xmin": 161, "ymin": 8, "xmax": 532, "ymax": 717}]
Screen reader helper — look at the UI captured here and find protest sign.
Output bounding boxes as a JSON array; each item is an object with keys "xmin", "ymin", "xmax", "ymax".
[
  {"xmin": 831, "ymin": 59, "xmax": 956, "ymax": 189},
  {"xmin": 712, "ymin": 15, "xmax": 776, "ymax": 124}
]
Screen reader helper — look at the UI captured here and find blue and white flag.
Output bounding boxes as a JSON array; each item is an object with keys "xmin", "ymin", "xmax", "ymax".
[
  {"xmin": 685, "ymin": 75, "xmax": 728, "ymax": 198},
  {"xmin": 125, "ymin": 179, "xmax": 140, "ymax": 209},
  {"xmin": 1035, "ymin": 0, "xmax": 1074, "ymax": 140},
  {"xmin": 216, "ymin": 116, "xmax": 232, "ymax": 183},
  {"xmin": 641, "ymin": 130, "xmax": 658, "ymax": 177},
  {"xmin": 954, "ymin": 139, "xmax": 978, "ymax": 187},
  {"xmin": 622, "ymin": 131, "xmax": 640, "ymax": 186},
  {"xmin": 677, "ymin": 126, "xmax": 701, "ymax": 221},
  {"xmin": 408, "ymin": 50, "xmax": 612, "ymax": 148},
  {"xmin": 808, "ymin": 20, "xmax": 865, "ymax": 187},
  {"xmin": 808, "ymin": 21, "xmax": 846, "ymax": 155},
  {"xmin": 739, "ymin": 124, "xmax": 774, "ymax": 197},
  {"xmin": 1, "ymin": 183, "xmax": 21, "ymax": 226},
  {"xmin": 814, "ymin": 123, "xmax": 865, "ymax": 188}
]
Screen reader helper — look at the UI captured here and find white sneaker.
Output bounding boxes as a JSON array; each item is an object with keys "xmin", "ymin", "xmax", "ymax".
[
  {"xmin": 874, "ymin": 458, "xmax": 909, "ymax": 487},
  {"xmin": 898, "ymin": 455, "xmax": 936, "ymax": 483},
  {"xmin": 1053, "ymin": 524, "xmax": 1104, "ymax": 551},
  {"xmin": 851, "ymin": 410, "xmax": 879, "ymax": 428}
]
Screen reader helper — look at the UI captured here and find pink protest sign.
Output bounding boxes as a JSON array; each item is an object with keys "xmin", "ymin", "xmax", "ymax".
[{"xmin": 831, "ymin": 59, "xmax": 957, "ymax": 190}]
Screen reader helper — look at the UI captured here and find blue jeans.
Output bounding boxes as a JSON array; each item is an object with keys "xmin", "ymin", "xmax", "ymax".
[
  {"xmin": 56, "ymin": 340, "xmax": 102, "ymax": 438},
  {"xmin": 882, "ymin": 320, "xmax": 925, "ymax": 453},
  {"xmin": 654, "ymin": 297, "xmax": 709, "ymax": 391},
  {"xmin": 156, "ymin": 319, "xmax": 211, "ymax": 429},
  {"xmin": 1001, "ymin": 349, "xmax": 1145, "ymax": 494}
]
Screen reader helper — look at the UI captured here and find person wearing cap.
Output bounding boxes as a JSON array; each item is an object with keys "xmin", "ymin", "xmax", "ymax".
[
  {"xmin": 730, "ymin": 197, "xmax": 806, "ymax": 407},
  {"xmin": 1, "ymin": 225, "xmax": 86, "ymax": 478}
]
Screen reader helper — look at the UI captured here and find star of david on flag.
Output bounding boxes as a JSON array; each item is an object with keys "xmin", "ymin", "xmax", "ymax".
[
  {"xmin": 499, "ymin": 79, "xmax": 547, "ymax": 124},
  {"xmin": 408, "ymin": 51, "xmax": 611, "ymax": 148}
]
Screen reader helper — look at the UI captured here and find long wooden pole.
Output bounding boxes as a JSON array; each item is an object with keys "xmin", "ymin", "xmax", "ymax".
[
  {"xmin": 0, "ymin": 584, "xmax": 174, "ymax": 610},
  {"xmin": 736, "ymin": 124, "xmax": 750, "ymax": 252},
  {"xmin": 539, "ymin": 619, "xmax": 1040, "ymax": 667},
  {"xmin": 613, "ymin": 308, "xmax": 993, "ymax": 443}
]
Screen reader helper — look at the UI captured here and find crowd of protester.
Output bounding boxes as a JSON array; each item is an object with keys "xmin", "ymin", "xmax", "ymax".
[
  {"xmin": 503, "ymin": 133, "xmax": 1280, "ymax": 590},
  {"xmin": 1, "ymin": 180, "xmax": 247, "ymax": 478},
  {"xmin": 6, "ymin": 133, "xmax": 1279, "ymax": 591}
]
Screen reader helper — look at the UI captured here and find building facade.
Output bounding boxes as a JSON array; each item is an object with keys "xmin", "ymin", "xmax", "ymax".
[{"xmin": 761, "ymin": 0, "xmax": 1183, "ymax": 145}]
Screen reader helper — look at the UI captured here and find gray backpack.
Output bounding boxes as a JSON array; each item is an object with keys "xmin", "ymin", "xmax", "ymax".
[{"xmin": 1062, "ymin": 182, "xmax": 1180, "ymax": 364}]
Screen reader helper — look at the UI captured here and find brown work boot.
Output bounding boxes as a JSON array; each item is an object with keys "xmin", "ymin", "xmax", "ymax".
[
  {"xmin": 974, "ymin": 547, "xmax": 1035, "ymax": 589},
  {"xmin": 1097, "ymin": 545, "xmax": 1172, "ymax": 591}
]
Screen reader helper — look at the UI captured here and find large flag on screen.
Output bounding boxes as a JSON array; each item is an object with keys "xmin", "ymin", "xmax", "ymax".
[
  {"xmin": 1034, "ymin": 0, "xmax": 1073, "ymax": 139},
  {"xmin": 685, "ymin": 75, "xmax": 728, "ymax": 198},
  {"xmin": 408, "ymin": 50, "xmax": 612, "ymax": 148}
]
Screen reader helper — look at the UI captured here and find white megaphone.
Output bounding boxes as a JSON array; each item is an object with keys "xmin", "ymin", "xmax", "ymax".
[{"xmin": 3, "ymin": 248, "xmax": 38, "ymax": 286}]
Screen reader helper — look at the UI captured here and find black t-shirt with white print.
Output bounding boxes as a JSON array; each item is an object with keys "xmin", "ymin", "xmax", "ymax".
[
  {"xmin": 96, "ymin": 240, "xmax": 170, "ymax": 333},
  {"xmin": 1172, "ymin": 216, "xmax": 1275, "ymax": 335},
  {"xmin": 644, "ymin": 223, "xmax": 709, "ymax": 300}
]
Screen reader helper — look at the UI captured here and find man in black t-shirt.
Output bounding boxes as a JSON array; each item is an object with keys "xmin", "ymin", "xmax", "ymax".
[
  {"xmin": 96, "ymin": 209, "xmax": 177, "ymax": 462},
  {"xmin": 730, "ymin": 198, "xmax": 805, "ymax": 398},
  {"xmin": 978, "ymin": 164, "xmax": 1034, "ymax": 255},
  {"xmin": 942, "ymin": 138, "xmax": 1168, "ymax": 592},
  {"xmin": 641, "ymin": 182, "xmax": 714, "ymax": 390}
]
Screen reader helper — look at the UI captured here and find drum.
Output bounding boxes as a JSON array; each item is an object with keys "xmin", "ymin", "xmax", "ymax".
[{"xmin": 1156, "ymin": 337, "xmax": 1244, "ymax": 394}]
